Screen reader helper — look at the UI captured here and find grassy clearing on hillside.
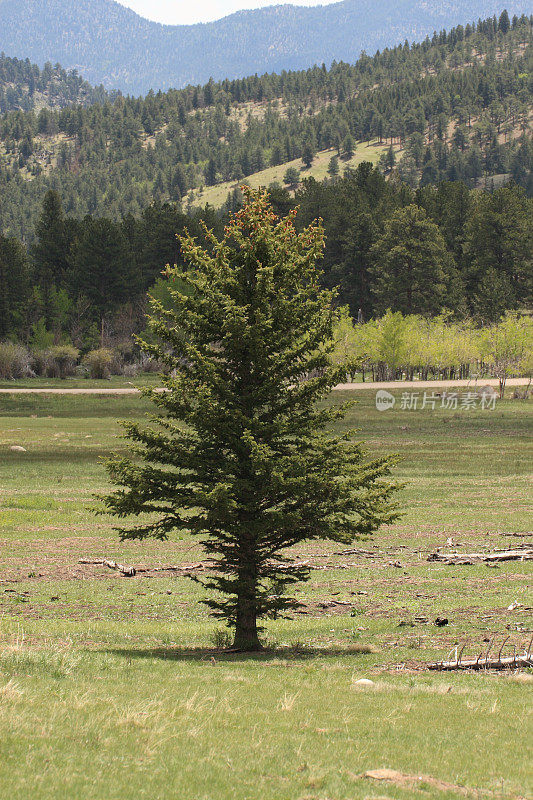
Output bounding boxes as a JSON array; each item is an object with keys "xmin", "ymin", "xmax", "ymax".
[
  {"xmin": 194, "ymin": 142, "xmax": 392, "ymax": 208},
  {"xmin": 0, "ymin": 392, "xmax": 531, "ymax": 799}
]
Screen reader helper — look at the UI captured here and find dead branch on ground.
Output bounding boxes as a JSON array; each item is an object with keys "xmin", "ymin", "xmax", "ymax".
[
  {"xmin": 428, "ymin": 636, "xmax": 533, "ymax": 671},
  {"xmin": 428, "ymin": 546, "xmax": 532, "ymax": 565}
]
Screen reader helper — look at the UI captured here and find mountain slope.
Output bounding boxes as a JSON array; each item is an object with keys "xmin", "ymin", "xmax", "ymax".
[
  {"xmin": 0, "ymin": 14, "xmax": 531, "ymax": 240},
  {"xmin": 0, "ymin": 0, "xmax": 531, "ymax": 94},
  {"xmin": 0, "ymin": 54, "xmax": 111, "ymax": 114}
]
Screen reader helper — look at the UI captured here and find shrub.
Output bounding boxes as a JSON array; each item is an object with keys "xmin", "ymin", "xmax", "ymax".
[
  {"xmin": 29, "ymin": 318, "xmax": 55, "ymax": 350},
  {"xmin": 47, "ymin": 346, "xmax": 79, "ymax": 379},
  {"xmin": 140, "ymin": 354, "xmax": 162, "ymax": 373},
  {"xmin": 113, "ymin": 340, "xmax": 137, "ymax": 366},
  {"xmin": 283, "ymin": 166, "xmax": 300, "ymax": 188},
  {"xmin": 30, "ymin": 350, "xmax": 49, "ymax": 377},
  {"xmin": 0, "ymin": 343, "xmax": 32, "ymax": 379},
  {"xmin": 109, "ymin": 350, "xmax": 126, "ymax": 376},
  {"xmin": 83, "ymin": 348, "xmax": 114, "ymax": 379},
  {"xmin": 122, "ymin": 363, "xmax": 140, "ymax": 378}
]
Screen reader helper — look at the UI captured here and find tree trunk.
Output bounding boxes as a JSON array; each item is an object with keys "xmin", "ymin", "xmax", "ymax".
[{"xmin": 233, "ymin": 594, "xmax": 262, "ymax": 651}]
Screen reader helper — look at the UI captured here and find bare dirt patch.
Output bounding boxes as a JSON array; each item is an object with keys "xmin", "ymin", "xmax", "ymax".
[
  {"xmin": 0, "ymin": 536, "xmax": 204, "ymax": 583},
  {"xmin": 361, "ymin": 767, "xmax": 528, "ymax": 799}
]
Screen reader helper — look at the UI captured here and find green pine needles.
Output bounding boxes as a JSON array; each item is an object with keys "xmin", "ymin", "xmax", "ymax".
[{"xmin": 102, "ymin": 189, "xmax": 400, "ymax": 650}]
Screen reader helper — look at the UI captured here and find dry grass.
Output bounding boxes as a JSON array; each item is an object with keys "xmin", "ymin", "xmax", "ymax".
[{"xmin": 194, "ymin": 141, "xmax": 392, "ymax": 208}]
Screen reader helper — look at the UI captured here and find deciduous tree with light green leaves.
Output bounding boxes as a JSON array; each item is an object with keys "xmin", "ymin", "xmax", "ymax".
[
  {"xmin": 479, "ymin": 313, "xmax": 533, "ymax": 398},
  {"xmin": 101, "ymin": 189, "xmax": 400, "ymax": 651}
]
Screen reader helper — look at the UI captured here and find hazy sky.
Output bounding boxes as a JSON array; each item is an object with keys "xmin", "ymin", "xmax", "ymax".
[{"xmin": 117, "ymin": 1, "xmax": 338, "ymax": 26}]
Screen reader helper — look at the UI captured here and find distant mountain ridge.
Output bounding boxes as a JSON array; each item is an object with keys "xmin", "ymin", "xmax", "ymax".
[
  {"xmin": 0, "ymin": 0, "xmax": 531, "ymax": 94},
  {"xmin": 0, "ymin": 11, "xmax": 531, "ymax": 242}
]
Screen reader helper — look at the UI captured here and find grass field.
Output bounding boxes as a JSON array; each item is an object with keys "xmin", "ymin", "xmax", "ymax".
[
  {"xmin": 0, "ymin": 390, "xmax": 531, "ymax": 799},
  {"xmin": 0, "ymin": 374, "xmax": 163, "ymax": 390}
]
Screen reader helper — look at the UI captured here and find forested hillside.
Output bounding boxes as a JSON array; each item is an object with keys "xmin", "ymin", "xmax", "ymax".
[
  {"xmin": 1, "ymin": 165, "xmax": 531, "ymax": 354},
  {"xmin": 0, "ymin": 0, "xmax": 531, "ymax": 94},
  {"xmin": 0, "ymin": 14, "xmax": 531, "ymax": 240},
  {"xmin": 0, "ymin": 54, "xmax": 111, "ymax": 114},
  {"xmin": 0, "ymin": 12, "xmax": 531, "ymax": 356}
]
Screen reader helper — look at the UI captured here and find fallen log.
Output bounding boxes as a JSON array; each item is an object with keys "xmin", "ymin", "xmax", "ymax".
[
  {"xmin": 429, "ymin": 654, "xmax": 533, "ymax": 671},
  {"xmin": 78, "ymin": 558, "xmax": 136, "ymax": 577},
  {"xmin": 79, "ymin": 558, "xmax": 215, "ymax": 575},
  {"xmin": 429, "ymin": 636, "xmax": 533, "ymax": 671},
  {"xmin": 130, "ymin": 562, "xmax": 211, "ymax": 574},
  {"xmin": 78, "ymin": 555, "xmax": 377, "ymax": 578},
  {"xmin": 103, "ymin": 559, "xmax": 136, "ymax": 577},
  {"xmin": 428, "ymin": 547, "xmax": 533, "ymax": 565}
]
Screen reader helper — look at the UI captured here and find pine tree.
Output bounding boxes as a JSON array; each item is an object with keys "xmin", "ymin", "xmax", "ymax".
[
  {"xmin": 102, "ymin": 190, "xmax": 399, "ymax": 650},
  {"xmin": 327, "ymin": 155, "xmax": 339, "ymax": 178},
  {"xmin": 72, "ymin": 218, "xmax": 133, "ymax": 340},
  {"xmin": 342, "ymin": 134, "xmax": 354, "ymax": 159},
  {"xmin": 32, "ymin": 190, "xmax": 70, "ymax": 329},
  {"xmin": 463, "ymin": 186, "xmax": 533, "ymax": 316},
  {"xmin": 385, "ymin": 145, "xmax": 396, "ymax": 171},
  {"xmin": 171, "ymin": 164, "xmax": 188, "ymax": 198},
  {"xmin": 0, "ymin": 235, "xmax": 30, "ymax": 339},
  {"xmin": 283, "ymin": 166, "xmax": 300, "ymax": 188},
  {"xmin": 302, "ymin": 142, "xmax": 315, "ymax": 169},
  {"xmin": 498, "ymin": 9, "xmax": 510, "ymax": 34},
  {"xmin": 205, "ymin": 158, "xmax": 218, "ymax": 186},
  {"xmin": 138, "ymin": 203, "xmax": 189, "ymax": 290},
  {"xmin": 472, "ymin": 267, "xmax": 514, "ymax": 323},
  {"xmin": 369, "ymin": 204, "xmax": 452, "ymax": 316}
]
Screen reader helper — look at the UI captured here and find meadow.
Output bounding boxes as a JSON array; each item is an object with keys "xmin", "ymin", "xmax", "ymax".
[
  {"xmin": 0, "ymin": 389, "xmax": 531, "ymax": 800},
  {"xmin": 193, "ymin": 142, "xmax": 390, "ymax": 208}
]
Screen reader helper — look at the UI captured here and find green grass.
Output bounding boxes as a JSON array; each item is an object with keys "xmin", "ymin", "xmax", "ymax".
[
  {"xmin": 0, "ymin": 373, "xmax": 161, "ymax": 390},
  {"xmin": 0, "ymin": 391, "xmax": 532, "ymax": 799}
]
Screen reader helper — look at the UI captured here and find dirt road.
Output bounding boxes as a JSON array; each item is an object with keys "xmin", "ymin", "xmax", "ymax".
[{"xmin": 0, "ymin": 378, "xmax": 529, "ymax": 394}]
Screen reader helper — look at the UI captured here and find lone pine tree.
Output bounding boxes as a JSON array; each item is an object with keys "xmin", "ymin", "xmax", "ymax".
[{"xmin": 102, "ymin": 189, "xmax": 399, "ymax": 650}]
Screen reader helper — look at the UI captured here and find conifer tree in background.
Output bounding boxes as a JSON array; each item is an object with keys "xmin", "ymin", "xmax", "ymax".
[
  {"xmin": 302, "ymin": 142, "xmax": 316, "ymax": 169},
  {"xmin": 327, "ymin": 155, "xmax": 339, "ymax": 179},
  {"xmin": 384, "ymin": 145, "xmax": 396, "ymax": 172},
  {"xmin": 498, "ymin": 9, "xmax": 510, "ymax": 34},
  {"xmin": 32, "ymin": 190, "xmax": 70, "ymax": 329},
  {"xmin": 283, "ymin": 166, "xmax": 300, "ymax": 189},
  {"xmin": 72, "ymin": 217, "xmax": 135, "ymax": 343},
  {"xmin": 463, "ymin": 185, "xmax": 532, "ymax": 320},
  {"xmin": 102, "ymin": 190, "xmax": 399, "ymax": 650},
  {"xmin": 342, "ymin": 134, "xmax": 354, "ymax": 160},
  {"xmin": 370, "ymin": 205, "xmax": 457, "ymax": 317},
  {"xmin": 205, "ymin": 158, "xmax": 218, "ymax": 186},
  {"xmin": 0, "ymin": 235, "xmax": 29, "ymax": 339}
]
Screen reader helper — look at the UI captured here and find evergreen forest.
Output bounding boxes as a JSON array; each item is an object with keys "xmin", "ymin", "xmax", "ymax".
[{"xmin": 0, "ymin": 12, "xmax": 531, "ymax": 357}]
